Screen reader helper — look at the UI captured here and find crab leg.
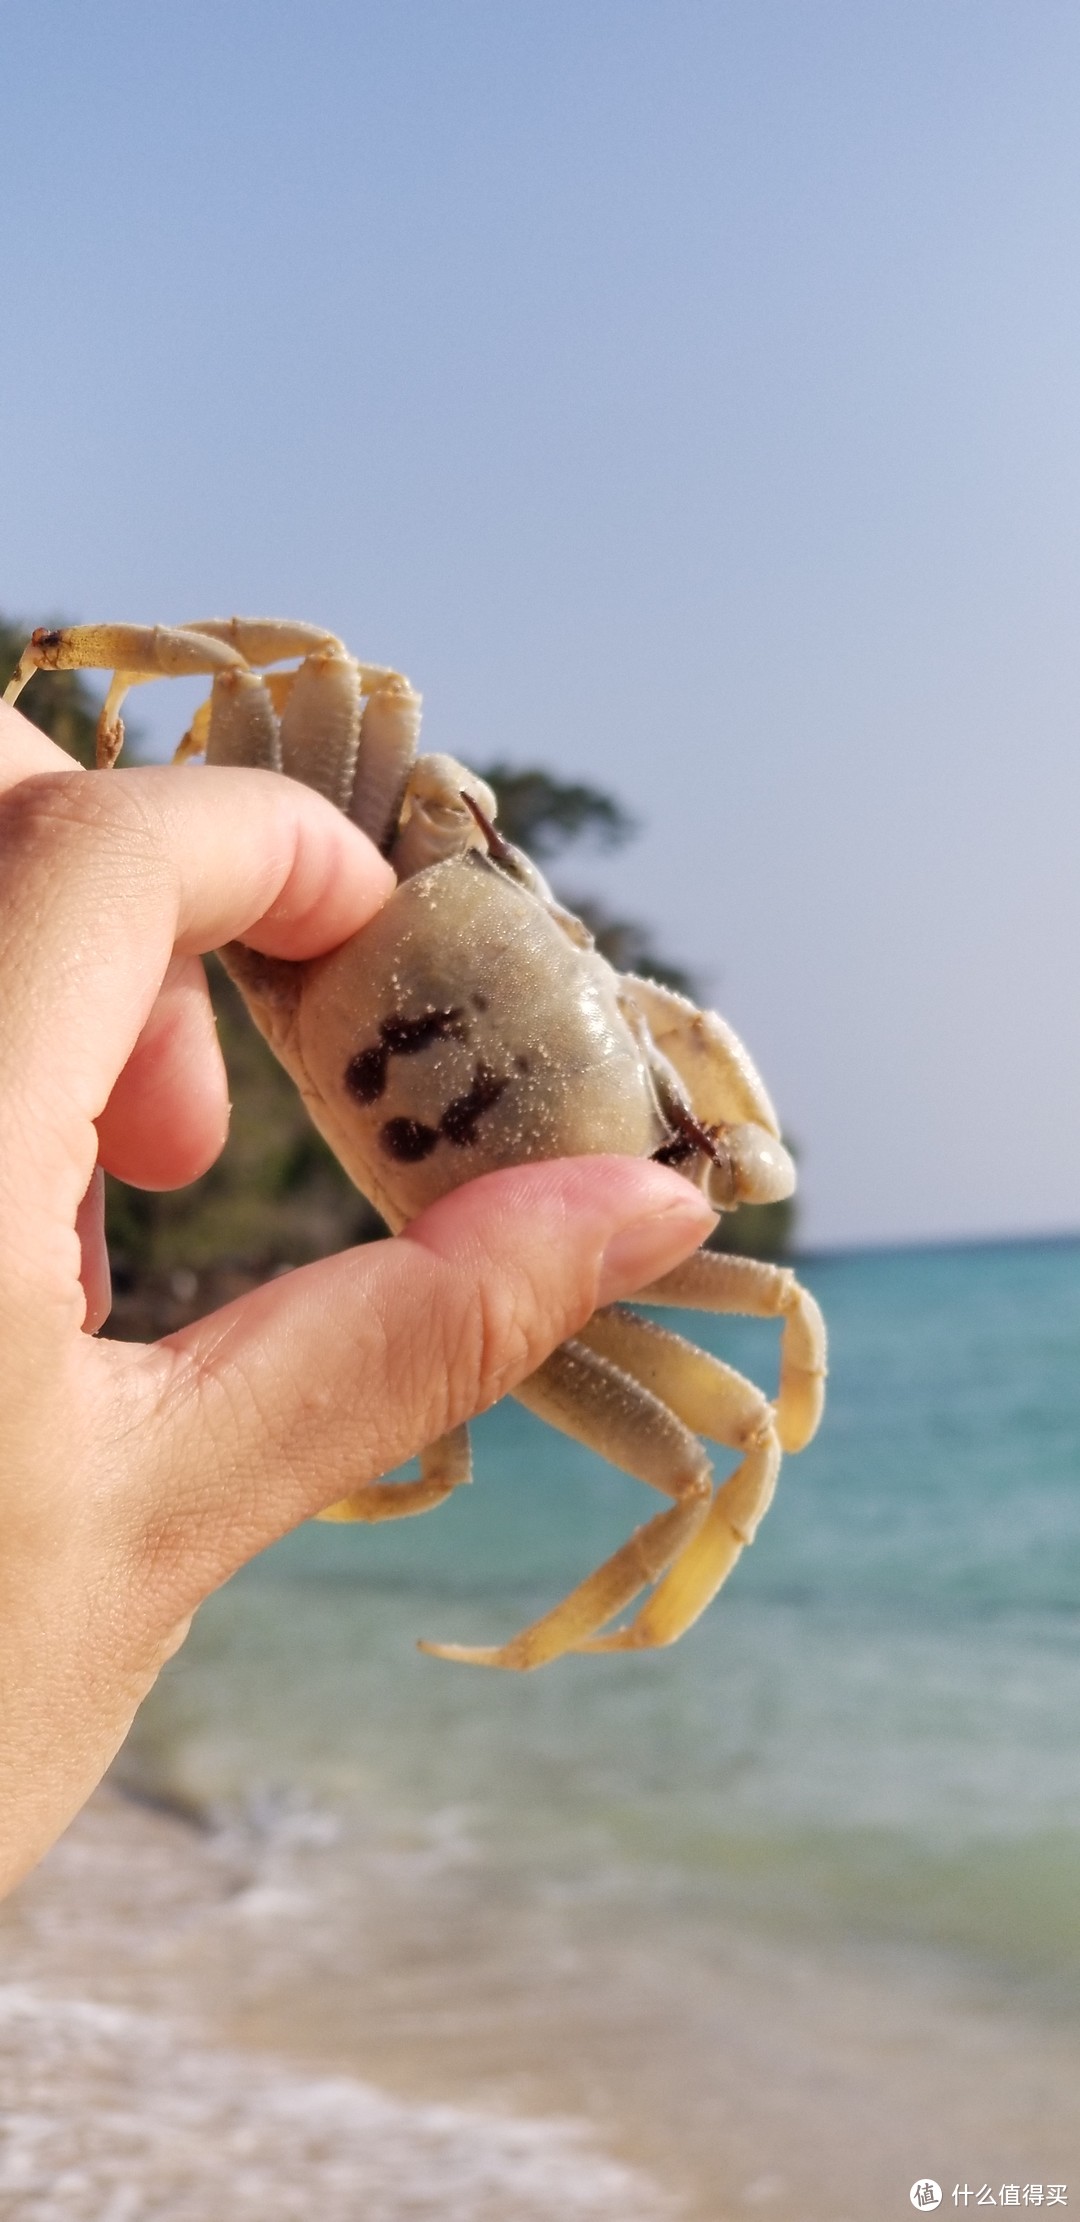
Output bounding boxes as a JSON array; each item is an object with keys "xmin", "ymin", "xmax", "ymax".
[
  {"xmin": 3, "ymin": 619, "xmax": 421, "ymax": 833},
  {"xmin": 2, "ymin": 621, "xmax": 248, "ymax": 697},
  {"xmin": 578, "ymin": 1306, "xmax": 779, "ymax": 1481},
  {"xmin": 621, "ymin": 974, "xmax": 783, "ymax": 1137},
  {"xmin": 179, "ymin": 619, "xmax": 406, "ymax": 700},
  {"xmin": 178, "ymin": 617, "xmax": 344, "ymax": 663},
  {"xmin": 2, "ymin": 622, "xmax": 252, "ymax": 766},
  {"xmin": 419, "ymin": 1339, "xmax": 712, "ymax": 1670},
  {"xmin": 316, "ymin": 1423, "xmax": 472, "ymax": 1523},
  {"xmin": 638, "ymin": 1251, "xmax": 827, "ymax": 1453},
  {"xmin": 177, "ymin": 624, "xmax": 354, "ymax": 816},
  {"xmin": 568, "ymin": 1261, "xmax": 826, "ymax": 1653},
  {"xmin": 177, "ymin": 620, "xmax": 422, "ymax": 840},
  {"xmin": 567, "ymin": 1307, "xmax": 780, "ymax": 1653}
]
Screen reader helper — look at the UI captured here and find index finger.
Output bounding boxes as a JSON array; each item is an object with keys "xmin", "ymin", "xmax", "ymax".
[{"xmin": 0, "ymin": 734, "xmax": 395, "ymax": 1297}]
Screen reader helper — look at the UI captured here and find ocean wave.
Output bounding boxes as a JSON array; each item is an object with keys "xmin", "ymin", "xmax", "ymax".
[{"xmin": 0, "ymin": 1984, "xmax": 675, "ymax": 2222}]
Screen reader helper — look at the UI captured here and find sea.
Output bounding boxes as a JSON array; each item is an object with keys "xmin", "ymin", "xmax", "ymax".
[{"xmin": 4, "ymin": 1237, "xmax": 1080, "ymax": 2221}]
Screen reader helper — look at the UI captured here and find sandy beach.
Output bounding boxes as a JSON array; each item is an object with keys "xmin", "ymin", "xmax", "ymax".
[
  {"xmin": 0, "ymin": 1788, "xmax": 673, "ymax": 2222},
  {"xmin": 3, "ymin": 1780, "xmax": 1079, "ymax": 2222}
]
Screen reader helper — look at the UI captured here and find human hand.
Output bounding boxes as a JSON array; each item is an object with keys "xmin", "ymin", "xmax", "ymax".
[{"xmin": 0, "ymin": 700, "xmax": 715, "ymax": 1895}]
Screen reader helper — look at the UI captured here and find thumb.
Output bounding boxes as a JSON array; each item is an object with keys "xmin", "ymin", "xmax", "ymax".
[{"xmin": 107, "ymin": 1157, "xmax": 716, "ymax": 1608}]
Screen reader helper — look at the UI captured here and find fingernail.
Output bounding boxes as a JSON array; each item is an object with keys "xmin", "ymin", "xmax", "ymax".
[{"xmin": 597, "ymin": 1194, "xmax": 717, "ymax": 1307}]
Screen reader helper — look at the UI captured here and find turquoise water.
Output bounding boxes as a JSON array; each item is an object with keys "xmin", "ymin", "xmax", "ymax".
[{"xmin": 115, "ymin": 1237, "xmax": 1080, "ymax": 2214}]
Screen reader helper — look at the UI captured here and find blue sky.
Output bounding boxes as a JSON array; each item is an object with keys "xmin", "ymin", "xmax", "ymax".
[{"xmin": 5, "ymin": 1, "xmax": 1080, "ymax": 1246}]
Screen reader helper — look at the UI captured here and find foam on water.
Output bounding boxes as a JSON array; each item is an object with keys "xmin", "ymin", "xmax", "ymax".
[{"xmin": 0, "ymin": 1984, "xmax": 671, "ymax": 2222}]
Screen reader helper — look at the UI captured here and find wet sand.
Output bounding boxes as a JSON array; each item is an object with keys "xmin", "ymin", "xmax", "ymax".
[
  {"xmin": 3, "ymin": 1786, "xmax": 1079, "ymax": 2221},
  {"xmin": 0, "ymin": 1789, "xmax": 670, "ymax": 2222}
]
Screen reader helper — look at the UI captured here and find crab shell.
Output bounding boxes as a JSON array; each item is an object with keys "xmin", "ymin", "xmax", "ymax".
[
  {"xmin": 221, "ymin": 829, "xmax": 801, "ymax": 1237},
  {"xmin": 225, "ymin": 851, "xmax": 678, "ymax": 1230}
]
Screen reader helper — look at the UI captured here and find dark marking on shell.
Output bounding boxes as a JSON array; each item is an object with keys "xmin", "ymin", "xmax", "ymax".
[
  {"xmin": 345, "ymin": 1006, "xmax": 467, "ymax": 1104},
  {"xmin": 381, "ymin": 1117, "xmax": 440, "ymax": 1162},
  {"xmin": 375, "ymin": 1054, "xmax": 510, "ymax": 1161},
  {"xmin": 383, "ymin": 1007, "xmax": 466, "ymax": 1056},
  {"xmin": 346, "ymin": 1044, "xmax": 391, "ymax": 1103},
  {"xmin": 514, "ymin": 1054, "xmax": 531, "ymax": 1073},
  {"xmin": 440, "ymin": 1062, "xmax": 509, "ymax": 1147}
]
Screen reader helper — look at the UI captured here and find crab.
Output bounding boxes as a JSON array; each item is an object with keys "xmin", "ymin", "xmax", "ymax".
[{"xmin": 5, "ymin": 618, "xmax": 827, "ymax": 1670}]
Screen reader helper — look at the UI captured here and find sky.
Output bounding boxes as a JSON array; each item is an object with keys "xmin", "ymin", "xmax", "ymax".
[{"xmin": 4, "ymin": 0, "xmax": 1080, "ymax": 1248}]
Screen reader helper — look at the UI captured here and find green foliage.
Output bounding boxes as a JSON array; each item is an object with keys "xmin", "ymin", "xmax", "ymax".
[{"xmin": 2, "ymin": 620, "xmax": 796, "ymax": 1305}]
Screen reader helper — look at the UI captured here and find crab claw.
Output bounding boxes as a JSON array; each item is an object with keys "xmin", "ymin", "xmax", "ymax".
[{"xmin": 705, "ymin": 1124, "xmax": 795, "ymax": 1212}]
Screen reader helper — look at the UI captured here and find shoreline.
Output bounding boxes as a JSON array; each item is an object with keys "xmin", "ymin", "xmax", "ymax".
[
  {"xmin": 0, "ymin": 1788, "xmax": 673, "ymax": 2222},
  {"xmin": 4, "ymin": 1785, "xmax": 1080, "ymax": 2221}
]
